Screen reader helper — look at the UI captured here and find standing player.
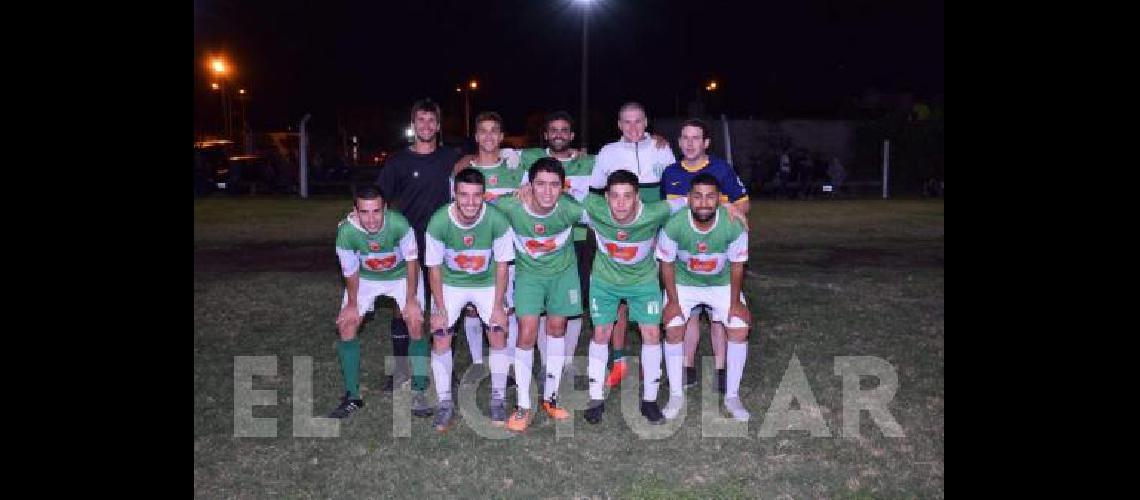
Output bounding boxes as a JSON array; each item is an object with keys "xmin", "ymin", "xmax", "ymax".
[
  {"xmin": 328, "ymin": 187, "xmax": 424, "ymax": 419},
  {"xmin": 515, "ymin": 111, "xmax": 593, "ymax": 382},
  {"xmin": 657, "ymin": 173, "xmax": 752, "ymax": 421},
  {"xmin": 377, "ymin": 99, "xmax": 460, "ymax": 417},
  {"xmin": 424, "ymin": 168, "xmax": 515, "ymax": 431},
  {"xmin": 587, "ymin": 102, "xmax": 677, "ymax": 389},
  {"xmin": 452, "ymin": 112, "xmax": 525, "ymax": 372},
  {"xmin": 495, "ymin": 157, "xmax": 584, "ymax": 431}
]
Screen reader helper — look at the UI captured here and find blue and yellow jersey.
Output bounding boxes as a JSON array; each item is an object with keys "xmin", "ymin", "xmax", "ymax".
[{"xmin": 660, "ymin": 155, "xmax": 749, "ymax": 203}]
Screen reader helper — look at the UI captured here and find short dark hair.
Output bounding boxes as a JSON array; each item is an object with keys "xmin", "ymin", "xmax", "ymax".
[
  {"xmin": 679, "ymin": 119, "xmax": 712, "ymax": 141},
  {"xmin": 544, "ymin": 111, "xmax": 574, "ymax": 130},
  {"xmin": 618, "ymin": 101, "xmax": 646, "ymax": 117},
  {"xmin": 474, "ymin": 111, "xmax": 502, "ymax": 130},
  {"xmin": 410, "ymin": 98, "xmax": 441, "ymax": 122},
  {"xmin": 353, "ymin": 185, "xmax": 384, "ymax": 208},
  {"xmin": 454, "ymin": 167, "xmax": 486, "ymax": 191},
  {"xmin": 605, "ymin": 169, "xmax": 640, "ymax": 192},
  {"xmin": 528, "ymin": 157, "xmax": 566, "ymax": 184},
  {"xmin": 689, "ymin": 173, "xmax": 720, "ymax": 192}
]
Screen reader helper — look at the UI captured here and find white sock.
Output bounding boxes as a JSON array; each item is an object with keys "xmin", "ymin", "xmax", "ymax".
[
  {"xmin": 489, "ymin": 347, "xmax": 509, "ymax": 401},
  {"xmin": 588, "ymin": 341, "xmax": 608, "ymax": 401},
  {"xmin": 664, "ymin": 341, "xmax": 685, "ymax": 396},
  {"xmin": 514, "ymin": 347, "xmax": 534, "ymax": 409},
  {"xmin": 726, "ymin": 341, "xmax": 748, "ymax": 399},
  {"xmin": 565, "ymin": 317, "xmax": 583, "ymax": 361},
  {"xmin": 543, "ymin": 337, "xmax": 565, "ymax": 401},
  {"xmin": 641, "ymin": 343, "xmax": 663, "ymax": 401},
  {"xmin": 464, "ymin": 316, "xmax": 484, "ymax": 365},
  {"xmin": 506, "ymin": 314, "xmax": 519, "ymax": 360},
  {"xmin": 431, "ymin": 349, "xmax": 453, "ymax": 401},
  {"xmin": 536, "ymin": 317, "xmax": 548, "ymax": 367}
]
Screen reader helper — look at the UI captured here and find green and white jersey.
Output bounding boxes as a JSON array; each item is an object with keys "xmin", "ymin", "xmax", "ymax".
[
  {"xmin": 424, "ymin": 203, "xmax": 515, "ymax": 288},
  {"xmin": 519, "ymin": 148, "xmax": 597, "ymax": 242},
  {"xmin": 464, "ymin": 157, "xmax": 526, "ymax": 205},
  {"xmin": 496, "ymin": 194, "xmax": 584, "ymax": 276},
  {"xmin": 582, "ymin": 193, "xmax": 681, "ymax": 286},
  {"xmin": 655, "ymin": 206, "xmax": 749, "ymax": 287},
  {"xmin": 335, "ymin": 209, "xmax": 418, "ymax": 281}
]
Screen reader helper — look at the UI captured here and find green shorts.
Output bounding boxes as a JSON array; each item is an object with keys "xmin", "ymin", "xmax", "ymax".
[
  {"xmin": 513, "ymin": 265, "xmax": 583, "ymax": 317},
  {"xmin": 589, "ymin": 277, "xmax": 662, "ymax": 326}
]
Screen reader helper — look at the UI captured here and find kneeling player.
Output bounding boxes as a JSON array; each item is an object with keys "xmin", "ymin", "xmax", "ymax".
[
  {"xmin": 657, "ymin": 173, "xmax": 753, "ymax": 421},
  {"xmin": 424, "ymin": 168, "xmax": 515, "ymax": 432},
  {"xmin": 329, "ymin": 186, "xmax": 425, "ymax": 419}
]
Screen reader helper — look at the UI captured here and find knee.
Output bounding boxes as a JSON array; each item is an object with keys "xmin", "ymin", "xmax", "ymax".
[
  {"xmin": 338, "ymin": 322, "xmax": 359, "ymax": 341},
  {"xmin": 665, "ymin": 327, "xmax": 685, "ymax": 344}
]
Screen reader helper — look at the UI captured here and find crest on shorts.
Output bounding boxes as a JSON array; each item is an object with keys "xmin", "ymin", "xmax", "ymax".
[
  {"xmin": 697, "ymin": 241, "xmax": 708, "ymax": 253},
  {"xmin": 368, "ymin": 240, "xmax": 381, "ymax": 252},
  {"xmin": 489, "ymin": 175, "xmax": 499, "ymax": 186},
  {"xmin": 534, "ymin": 223, "xmax": 546, "ymax": 235},
  {"xmin": 463, "ymin": 234, "xmax": 475, "ymax": 247},
  {"xmin": 616, "ymin": 230, "xmax": 629, "ymax": 241}
]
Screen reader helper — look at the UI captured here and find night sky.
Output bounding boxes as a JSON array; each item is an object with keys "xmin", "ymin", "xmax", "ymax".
[{"xmin": 193, "ymin": 0, "xmax": 943, "ymax": 145}]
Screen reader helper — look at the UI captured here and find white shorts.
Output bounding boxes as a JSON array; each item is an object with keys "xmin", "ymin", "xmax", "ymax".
[
  {"xmin": 443, "ymin": 284, "xmax": 499, "ymax": 328},
  {"xmin": 464, "ymin": 263, "xmax": 514, "ymax": 315},
  {"xmin": 341, "ymin": 276, "xmax": 425, "ymax": 318},
  {"xmin": 663, "ymin": 285, "xmax": 748, "ymax": 328}
]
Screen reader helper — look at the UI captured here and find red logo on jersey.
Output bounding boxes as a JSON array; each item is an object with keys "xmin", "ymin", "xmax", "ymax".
[
  {"xmin": 489, "ymin": 176, "xmax": 499, "ymax": 186},
  {"xmin": 534, "ymin": 224, "xmax": 546, "ymax": 235},
  {"xmin": 525, "ymin": 238, "xmax": 558, "ymax": 253},
  {"xmin": 688, "ymin": 258, "xmax": 718, "ymax": 273},
  {"xmin": 463, "ymin": 234, "xmax": 474, "ymax": 247},
  {"xmin": 368, "ymin": 241, "xmax": 381, "ymax": 252},
  {"xmin": 605, "ymin": 243, "xmax": 639, "ymax": 262},
  {"xmin": 453, "ymin": 254, "xmax": 487, "ymax": 271},
  {"xmin": 697, "ymin": 241, "xmax": 708, "ymax": 253},
  {"xmin": 563, "ymin": 178, "xmax": 572, "ymax": 190},
  {"xmin": 616, "ymin": 230, "xmax": 629, "ymax": 241},
  {"xmin": 365, "ymin": 255, "xmax": 398, "ymax": 271},
  {"xmin": 483, "ymin": 192, "xmax": 499, "ymax": 202}
]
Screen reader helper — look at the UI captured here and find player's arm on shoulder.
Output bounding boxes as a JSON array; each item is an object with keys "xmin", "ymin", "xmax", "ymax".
[{"xmin": 453, "ymin": 154, "xmax": 475, "ymax": 175}]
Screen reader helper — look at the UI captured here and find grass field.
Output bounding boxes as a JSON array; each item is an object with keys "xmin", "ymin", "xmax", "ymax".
[{"xmin": 194, "ymin": 195, "xmax": 944, "ymax": 499}]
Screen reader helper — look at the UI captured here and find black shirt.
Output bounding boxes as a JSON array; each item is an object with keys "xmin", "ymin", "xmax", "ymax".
[{"xmin": 376, "ymin": 145, "xmax": 461, "ymax": 232}]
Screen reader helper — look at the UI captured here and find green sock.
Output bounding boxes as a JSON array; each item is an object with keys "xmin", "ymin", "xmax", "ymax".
[
  {"xmin": 410, "ymin": 337, "xmax": 431, "ymax": 391},
  {"xmin": 337, "ymin": 338, "xmax": 361, "ymax": 399},
  {"xmin": 611, "ymin": 348, "xmax": 625, "ymax": 363}
]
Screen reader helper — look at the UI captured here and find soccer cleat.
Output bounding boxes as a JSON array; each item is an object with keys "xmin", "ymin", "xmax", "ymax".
[
  {"xmin": 411, "ymin": 391, "xmax": 434, "ymax": 418},
  {"xmin": 640, "ymin": 400, "xmax": 665, "ymax": 425},
  {"xmin": 541, "ymin": 398, "xmax": 570, "ymax": 420},
  {"xmin": 490, "ymin": 398, "xmax": 508, "ymax": 427},
  {"xmin": 662, "ymin": 395, "xmax": 685, "ymax": 420},
  {"xmin": 584, "ymin": 399, "xmax": 605, "ymax": 424},
  {"xmin": 327, "ymin": 393, "xmax": 364, "ymax": 419},
  {"xmin": 684, "ymin": 366, "xmax": 698, "ymax": 389},
  {"xmin": 506, "ymin": 407, "xmax": 533, "ymax": 432},
  {"xmin": 724, "ymin": 397, "xmax": 751, "ymax": 422},
  {"xmin": 605, "ymin": 359, "xmax": 627, "ymax": 389},
  {"xmin": 717, "ymin": 368, "xmax": 727, "ymax": 395},
  {"xmin": 433, "ymin": 400, "xmax": 455, "ymax": 432}
]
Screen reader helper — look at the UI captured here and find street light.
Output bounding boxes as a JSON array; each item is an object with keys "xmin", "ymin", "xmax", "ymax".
[
  {"xmin": 459, "ymin": 79, "xmax": 479, "ymax": 137},
  {"xmin": 706, "ymin": 80, "xmax": 718, "ymax": 91},
  {"xmin": 579, "ymin": 0, "xmax": 593, "ymax": 152},
  {"xmin": 209, "ymin": 56, "xmax": 233, "ymax": 140}
]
